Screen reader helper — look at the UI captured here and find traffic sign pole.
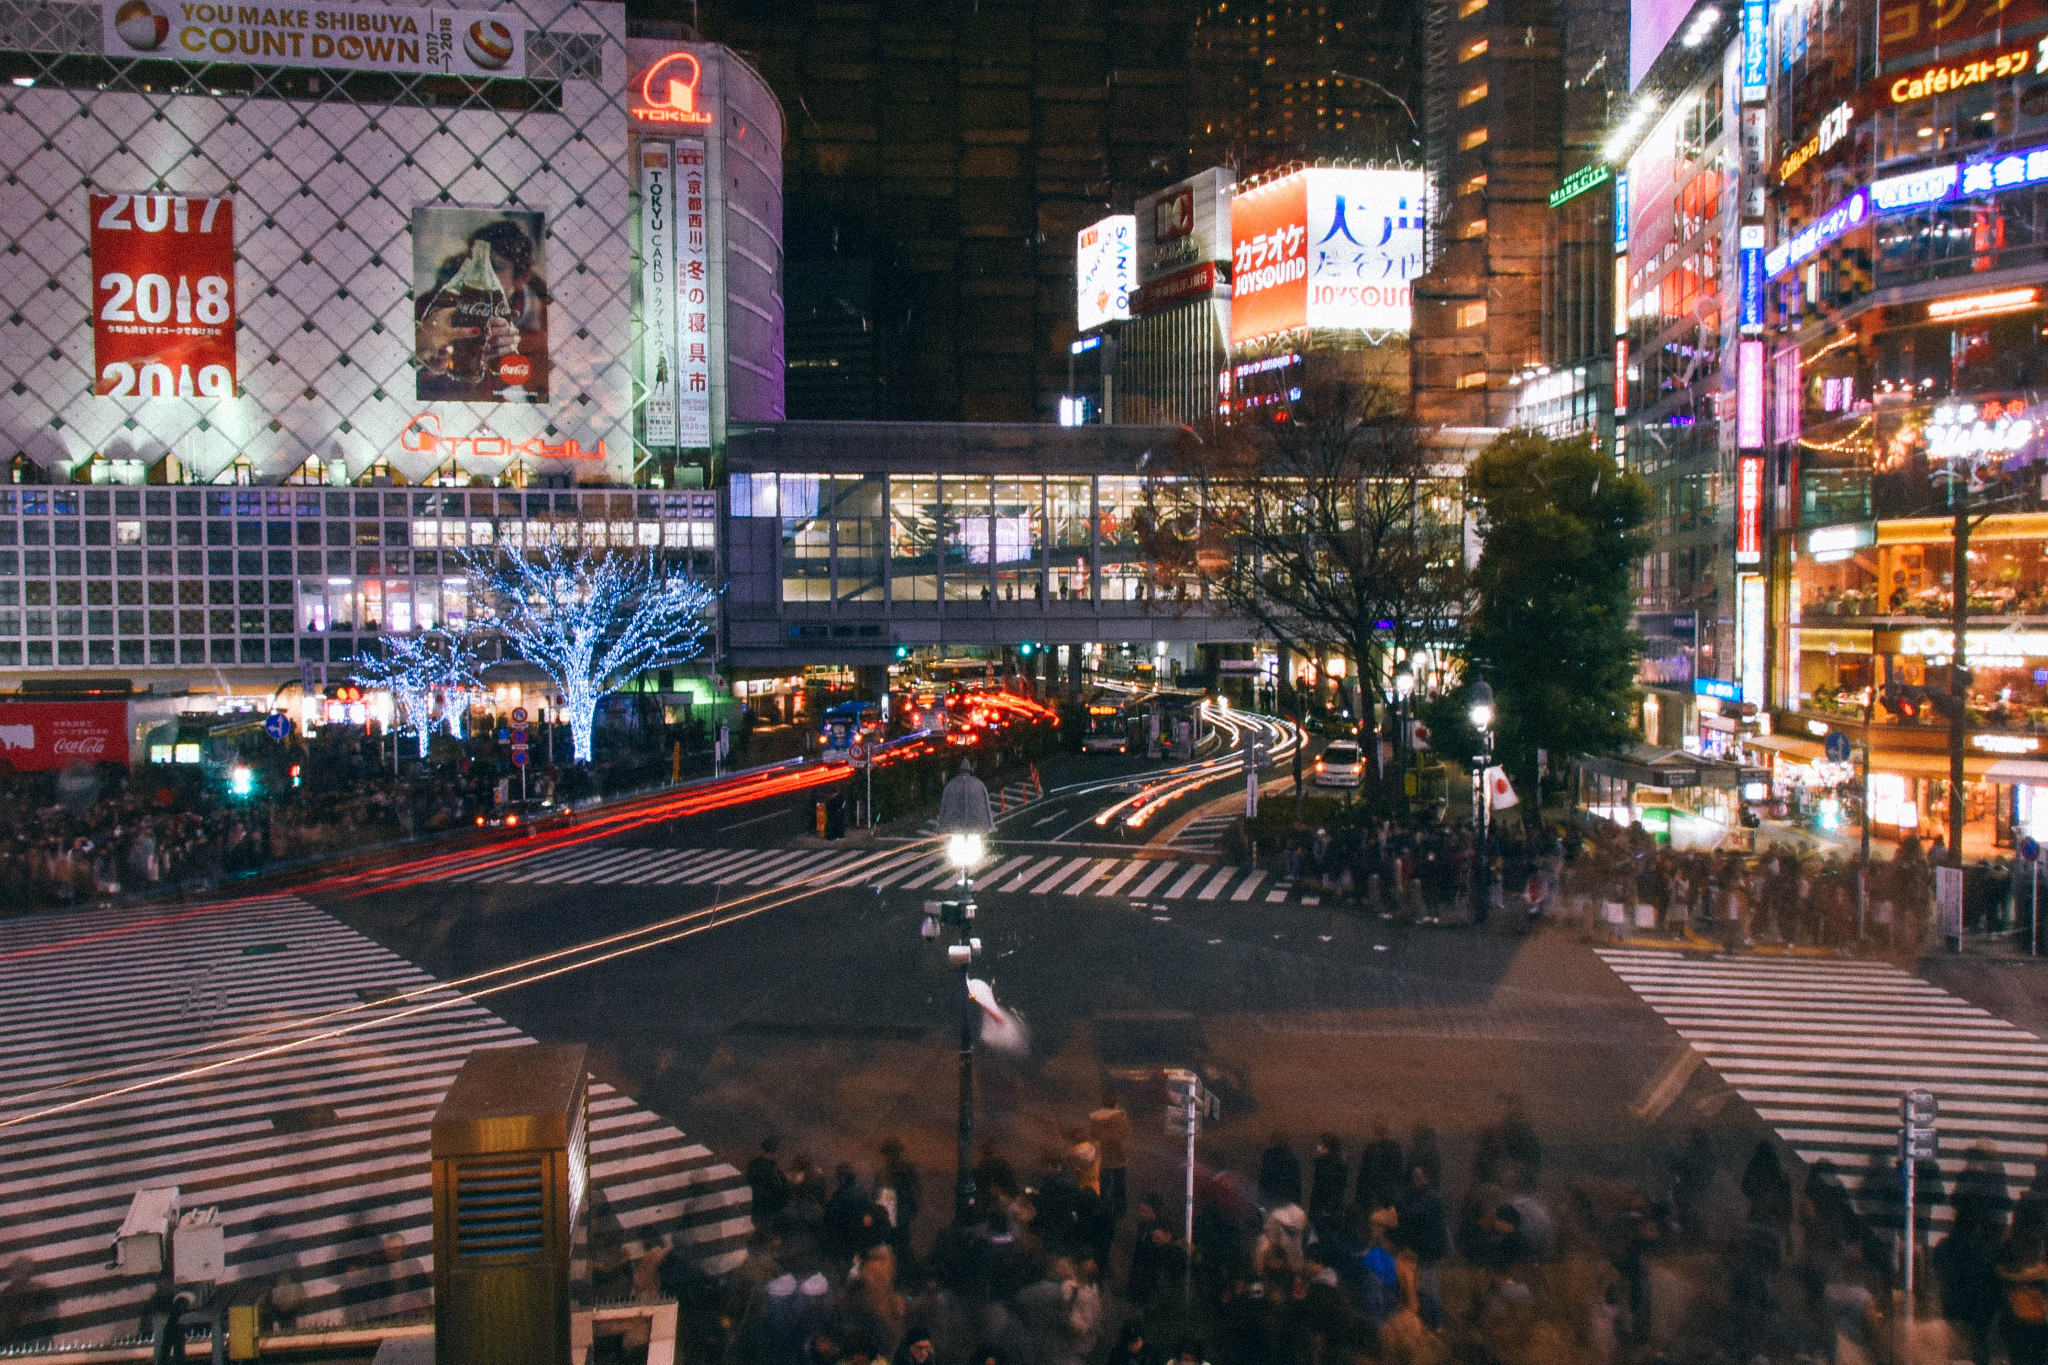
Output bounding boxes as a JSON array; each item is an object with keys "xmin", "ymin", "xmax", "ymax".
[
  {"xmin": 1901, "ymin": 1089, "xmax": 1938, "ymax": 1336},
  {"xmin": 2025, "ymin": 837, "xmax": 2041, "ymax": 956}
]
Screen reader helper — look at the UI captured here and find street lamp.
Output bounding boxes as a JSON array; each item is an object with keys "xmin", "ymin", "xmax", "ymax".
[
  {"xmin": 935, "ymin": 759, "xmax": 995, "ymax": 1224},
  {"xmin": 1393, "ymin": 666, "xmax": 1416, "ymax": 797},
  {"xmin": 1469, "ymin": 679, "xmax": 1496, "ymax": 918}
]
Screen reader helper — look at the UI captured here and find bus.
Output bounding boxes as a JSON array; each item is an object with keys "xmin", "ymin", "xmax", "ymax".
[{"xmin": 1082, "ymin": 702, "xmax": 1135, "ymax": 754}]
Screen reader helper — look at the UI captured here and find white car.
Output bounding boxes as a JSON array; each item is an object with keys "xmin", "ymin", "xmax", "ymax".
[{"xmin": 1314, "ymin": 741, "xmax": 1364, "ymax": 788}]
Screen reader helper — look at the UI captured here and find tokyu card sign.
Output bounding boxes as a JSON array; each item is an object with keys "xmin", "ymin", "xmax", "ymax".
[
  {"xmin": 104, "ymin": 0, "xmax": 523, "ymax": 77},
  {"xmin": 1231, "ymin": 168, "xmax": 1426, "ymax": 342},
  {"xmin": 91, "ymin": 193, "xmax": 235, "ymax": 398},
  {"xmin": 639, "ymin": 143, "xmax": 678, "ymax": 448}
]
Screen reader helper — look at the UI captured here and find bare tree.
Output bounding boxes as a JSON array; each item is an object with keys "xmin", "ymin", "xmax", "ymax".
[{"xmin": 1151, "ymin": 381, "xmax": 1468, "ymax": 747}]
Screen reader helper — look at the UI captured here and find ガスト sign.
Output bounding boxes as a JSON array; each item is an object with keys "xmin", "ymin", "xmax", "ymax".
[{"xmin": 91, "ymin": 193, "xmax": 235, "ymax": 399}]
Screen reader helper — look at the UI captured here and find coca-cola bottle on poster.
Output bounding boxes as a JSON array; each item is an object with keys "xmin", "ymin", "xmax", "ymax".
[{"xmin": 428, "ymin": 239, "xmax": 513, "ymax": 384}]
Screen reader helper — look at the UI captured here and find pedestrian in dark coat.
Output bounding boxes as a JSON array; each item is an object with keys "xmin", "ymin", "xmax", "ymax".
[{"xmin": 1258, "ymin": 1132, "xmax": 1303, "ymax": 1209}]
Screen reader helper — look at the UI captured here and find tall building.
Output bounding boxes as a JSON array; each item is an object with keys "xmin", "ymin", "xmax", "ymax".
[
  {"xmin": 697, "ymin": 0, "xmax": 1200, "ymax": 424},
  {"xmin": 1186, "ymin": 0, "xmax": 1423, "ymax": 174},
  {"xmin": 0, "ymin": 3, "xmax": 751, "ymax": 686},
  {"xmin": 1409, "ymin": 0, "xmax": 1564, "ymax": 434}
]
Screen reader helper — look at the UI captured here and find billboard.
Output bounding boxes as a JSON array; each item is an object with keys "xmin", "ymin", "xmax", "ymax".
[
  {"xmin": 91, "ymin": 193, "xmax": 235, "ymax": 399},
  {"xmin": 639, "ymin": 144, "xmax": 677, "ymax": 448},
  {"xmin": 413, "ymin": 206, "xmax": 548, "ymax": 403},
  {"xmin": 0, "ymin": 702, "xmax": 129, "ymax": 771},
  {"xmin": 1134, "ymin": 167, "xmax": 1234, "ymax": 312},
  {"xmin": 1632, "ymin": 0, "xmax": 1697, "ymax": 89},
  {"xmin": 1879, "ymin": 0, "xmax": 2047, "ymax": 64},
  {"xmin": 1076, "ymin": 215, "xmax": 1135, "ymax": 332},
  {"xmin": 1230, "ymin": 168, "xmax": 1426, "ymax": 343},
  {"xmin": 104, "ymin": 0, "xmax": 522, "ymax": 76},
  {"xmin": 675, "ymin": 139, "xmax": 711, "ymax": 448}
]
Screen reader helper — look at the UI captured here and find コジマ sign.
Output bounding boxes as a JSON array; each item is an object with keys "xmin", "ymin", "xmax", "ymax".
[
  {"xmin": 91, "ymin": 193, "xmax": 235, "ymax": 398},
  {"xmin": 0, "ymin": 702, "xmax": 130, "ymax": 771}
]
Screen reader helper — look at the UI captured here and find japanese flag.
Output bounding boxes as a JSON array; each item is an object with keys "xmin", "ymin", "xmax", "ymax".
[{"xmin": 1485, "ymin": 766, "xmax": 1520, "ymax": 810}]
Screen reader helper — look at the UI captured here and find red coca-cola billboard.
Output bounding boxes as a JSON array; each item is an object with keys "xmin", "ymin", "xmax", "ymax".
[{"xmin": 0, "ymin": 702, "xmax": 130, "ymax": 771}]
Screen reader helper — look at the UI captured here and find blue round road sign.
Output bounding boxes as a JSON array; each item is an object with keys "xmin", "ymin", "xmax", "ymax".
[
  {"xmin": 1824, "ymin": 730, "xmax": 1852, "ymax": 763},
  {"xmin": 2024, "ymin": 837, "xmax": 2040, "ymax": 862},
  {"xmin": 512, "ymin": 750, "xmax": 529, "ymax": 766},
  {"xmin": 264, "ymin": 713, "xmax": 292, "ymax": 741}
]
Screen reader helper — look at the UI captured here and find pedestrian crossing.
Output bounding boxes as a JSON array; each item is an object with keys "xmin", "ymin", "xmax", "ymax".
[
  {"xmin": 1599, "ymin": 948, "xmax": 2048, "ymax": 1226},
  {"xmin": 449, "ymin": 841, "xmax": 1316, "ymax": 904},
  {"xmin": 1170, "ymin": 813, "xmax": 1238, "ymax": 854},
  {"xmin": 0, "ymin": 894, "xmax": 751, "ymax": 1344}
]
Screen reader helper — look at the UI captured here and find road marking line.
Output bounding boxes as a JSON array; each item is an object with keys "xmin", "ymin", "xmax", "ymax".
[
  {"xmin": 1165, "ymin": 865, "xmax": 1209, "ymax": 898},
  {"xmin": 1197, "ymin": 868, "xmax": 1237, "ymax": 901},
  {"xmin": 1131, "ymin": 861, "xmax": 1180, "ymax": 898},
  {"xmin": 1002, "ymin": 857, "xmax": 1064, "ymax": 892},
  {"xmin": 1097, "ymin": 862, "xmax": 1148, "ymax": 898},
  {"xmin": 1032, "ymin": 857, "xmax": 1095, "ymax": 894}
]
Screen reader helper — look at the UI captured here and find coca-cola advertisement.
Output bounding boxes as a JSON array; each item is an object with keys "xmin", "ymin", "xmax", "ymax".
[
  {"xmin": 0, "ymin": 702, "xmax": 130, "ymax": 772},
  {"xmin": 412, "ymin": 206, "xmax": 549, "ymax": 403}
]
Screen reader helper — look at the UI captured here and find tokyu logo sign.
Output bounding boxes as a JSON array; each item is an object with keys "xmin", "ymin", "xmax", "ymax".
[{"xmin": 635, "ymin": 51, "xmax": 712, "ymax": 124}]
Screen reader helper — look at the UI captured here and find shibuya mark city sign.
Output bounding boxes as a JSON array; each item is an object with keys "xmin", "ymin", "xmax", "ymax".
[{"xmin": 105, "ymin": 0, "xmax": 523, "ymax": 75}]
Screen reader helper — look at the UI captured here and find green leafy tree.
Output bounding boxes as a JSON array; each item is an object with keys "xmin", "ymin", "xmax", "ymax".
[{"xmin": 1464, "ymin": 430, "xmax": 1651, "ymax": 792}]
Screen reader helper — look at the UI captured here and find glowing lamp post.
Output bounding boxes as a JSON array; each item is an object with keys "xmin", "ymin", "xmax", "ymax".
[
  {"xmin": 1469, "ymin": 679, "xmax": 1495, "ymax": 915},
  {"xmin": 935, "ymin": 760, "xmax": 995, "ymax": 1223}
]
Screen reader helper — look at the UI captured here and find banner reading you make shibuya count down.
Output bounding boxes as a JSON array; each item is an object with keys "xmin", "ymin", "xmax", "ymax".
[{"xmin": 104, "ymin": 0, "xmax": 524, "ymax": 77}]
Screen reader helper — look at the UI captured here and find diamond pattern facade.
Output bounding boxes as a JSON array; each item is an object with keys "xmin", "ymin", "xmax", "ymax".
[{"xmin": 0, "ymin": 0, "xmax": 634, "ymax": 487}]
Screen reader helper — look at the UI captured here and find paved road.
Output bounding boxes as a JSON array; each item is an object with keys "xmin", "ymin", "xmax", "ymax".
[{"xmin": 0, "ymin": 893, "xmax": 749, "ymax": 1343}]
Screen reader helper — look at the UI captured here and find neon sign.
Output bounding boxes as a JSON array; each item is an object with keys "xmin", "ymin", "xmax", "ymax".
[
  {"xmin": 1778, "ymin": 101, "xmax": 1852, "ymax": 183},
  {"xmin": 633, "ymin": 51, "xmax": 713, "ymax": 125},
  {"xmin": 1764, "ymin": 187, "xmax": 1866, "ymax": 278},
  {"xmin": 1888, "ymin": 43, "xmax": 2037, "ymax": 104},
  {"xmin": 400, "ymin": 412, "xmax": 608, "ymax": 463}
]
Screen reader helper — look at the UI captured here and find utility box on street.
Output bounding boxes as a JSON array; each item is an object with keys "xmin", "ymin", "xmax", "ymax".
[{"xmin": 431, "ymin": 1045, "xmax": 588, "ymax": 1365}]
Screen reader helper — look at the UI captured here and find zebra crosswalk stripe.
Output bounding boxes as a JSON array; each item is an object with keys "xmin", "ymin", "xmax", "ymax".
[
  {"xmin": 1599, "ymin": 948, "xmax": 2048, "ymax": 1225},
  {"xmin": 454, "ymin": 843, "xmax": 1328, "ymax": 908},
  {"xmin": 0, "ymin": 894, "xmax": 749, "ymax": 1344}
]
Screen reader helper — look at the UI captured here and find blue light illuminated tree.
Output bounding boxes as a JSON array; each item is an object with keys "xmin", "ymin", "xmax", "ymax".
[
  {"xmin": 458, "ymin": 541, "xmax": 714, "ymax": 764},
  {"xmin": 350, "ymin": 627, "xmax": 487, "ymax": 758}
]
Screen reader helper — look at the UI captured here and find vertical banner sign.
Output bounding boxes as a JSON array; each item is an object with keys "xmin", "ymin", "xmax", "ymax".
[
  {"xmin": 1230, "ymin": 173, "xmax": 1311, "ymax": 343},
  {"xmin": 1738, "ymin": 573, "xmax": 1768, "ymax": 711},
  {"xmin": 91, "ymin": 194, "xmax": 235, "ymax": 398},
  {"xmin": 1739, "ymin": 224, "xmax": 1766, "ymax": 332},
  {"xmin": 639, "ymin": 143, "xmax": 677, "ymax": 448},
  {"xmin": 1738, "ymin": 337, "xmax": 1767, "ymax": 448},
  {"xmin": 1742, "ymin": 0, "xmax": 1770, "ymax": 103},
  {"xmin": 1736, "ymin": 453, "xmax": 1765, "ymax": 564},
  {"xmin": 1773, "ymin": 345, "xmax": 1803, "ymax": 444},
  {"xmin": 1613, "ymin": 172, "xmax": 1630, "ymax": 252},
  {"xmin": 1615, "ymin": 339, "xmax": 1629, "ymax": 415},
  {"xmin": 675, "ymin": 139, "xmax": 711, "ymax": 448}
]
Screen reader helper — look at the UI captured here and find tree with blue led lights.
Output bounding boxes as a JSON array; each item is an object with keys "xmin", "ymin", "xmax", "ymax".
[
  {"xmin": 350, "ymin": 627, "xmax": 487, "ymax": 759},
  {"xmin": 458, "ymin": 541, "xmax": 713, "ymax": 765}
]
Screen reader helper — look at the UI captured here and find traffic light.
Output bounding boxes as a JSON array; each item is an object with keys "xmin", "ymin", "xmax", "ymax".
[
  {"xmin": 228, "ymin": 765, "xmax": 254, "ymax": 798},
  {"xmin": 289, "ymin": 763, "xmax": 302, "ymax": 788},
  {"xmin": 894, "ymin": 644, "xmax": 911, "ymax": 661}
]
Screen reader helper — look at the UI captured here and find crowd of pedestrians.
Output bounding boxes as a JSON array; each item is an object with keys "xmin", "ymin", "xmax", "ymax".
[
  {"xmin": 0, "ymin": 737, "xmax": 550, "ymax": 909},
  {"xmin": 638, "ymin": 1102, "xmax": 2048, "ymax": 1365},
  {"xmin": 1215, "ymin": 803, "xmax": 1960, "ymax": 955}
]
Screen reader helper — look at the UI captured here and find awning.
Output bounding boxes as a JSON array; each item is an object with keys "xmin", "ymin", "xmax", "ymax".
[{"xmin": 1988, "ymin": 758, "xmax": 2048, "ymax": 783}]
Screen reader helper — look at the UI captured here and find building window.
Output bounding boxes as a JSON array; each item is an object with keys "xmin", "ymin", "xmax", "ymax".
[
  {"xmin": 1459, "ymin": 82, "xmax": 1488, "ymax": 107},
  {"xmin": 890, "ymin": 476, "xmax": 939, "ymax": 603},
  {"xmin": 1456, "ymin": 371, "xmax": 1488, "ymax": 389},
  {"xmin": 1456, "ymin": 302, "xmax": 1488, "ymax": 328},
  {"xmin": 1458, "ymin": 0, "xmax": 1486, "ymax": 14},
  {"xmin": 1460, "ymin": 173, "xmax": 1488, "ymax": 196},
  {"xmin": 1458, "ymin": 218, "xmax": 1488, "ymax": 239},
  {"xmin": 1459, "ymin": 126, "xmax": 1489, "ymax": 150},
  {"xmin": 942, "ymin": 477, "xmax": 992, "ymax": 604},
  {"xmin": 1460, "ymin": 37, "xmax": 1488, "ymax": 60},
  {"xmin": 778, "ymin": 473, "xmax": 831, "ymax": 604}
]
